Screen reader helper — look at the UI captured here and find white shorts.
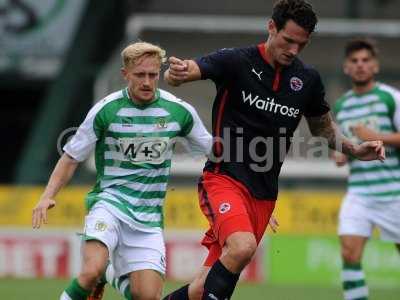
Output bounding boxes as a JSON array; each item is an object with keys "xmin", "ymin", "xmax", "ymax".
[
  {"xmin": 83, "ymin": 203, "xmax": 166, "ymax": 277},
  {"xmin": 338, "ymin": 193, "xmax": 400, "ymax": 243}
]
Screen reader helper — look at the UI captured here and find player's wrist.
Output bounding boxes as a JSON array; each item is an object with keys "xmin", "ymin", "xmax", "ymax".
[
  {"xmin": 350, "ymin": 143, "xmax": 370, "ymax": 160},
  {"xmin": 39, "ymin": 193, "xmax": 55, "ymax": 202},
  {"xmin": 341, "ymin": 142, "xmax": 358, "ymax": 158}
]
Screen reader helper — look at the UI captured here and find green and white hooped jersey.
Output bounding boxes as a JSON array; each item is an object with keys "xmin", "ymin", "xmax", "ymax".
[
  {"xmin": 63, "ymin": 88, "xmax": 212, "ymax": 231},
  {"xmin": 334, "ymin": 82, "xmax": 400, "ymax": 201}
]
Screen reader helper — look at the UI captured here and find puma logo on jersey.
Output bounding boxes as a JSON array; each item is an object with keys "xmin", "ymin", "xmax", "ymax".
[{"xmin": 251, "ymin": 68, "xmax": 263, "ymax": 81}]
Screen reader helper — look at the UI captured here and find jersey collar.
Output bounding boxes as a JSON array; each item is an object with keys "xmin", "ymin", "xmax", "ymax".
[
  {"xmin": 257, "ymin": 43, "xmax": 282, "ymax": 92},
  {"xmin": 257, "ymin": 43, "xmax": 281, "ymax": 69},
  {"xmin": 123, "ymin": 87, "xmax": 160, "ymax": 108}
]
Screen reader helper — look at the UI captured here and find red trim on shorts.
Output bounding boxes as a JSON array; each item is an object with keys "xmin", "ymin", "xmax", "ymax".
[
  {"xmin": 198, "ymin": 178, "xmax": 215, "ymax": 223},
  {"xmin": 213, "ymin": 89, "xmax": 229, "ymax": 173}
]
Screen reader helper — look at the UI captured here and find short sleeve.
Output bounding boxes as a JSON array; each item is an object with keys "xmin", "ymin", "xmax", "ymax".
[
  {"xmin": 63, "ymin": 103, "xmax": 105, "ymax": 162},
  {"xmin": 304, "ymin": 69, "xmax": 330, "ymax": 118},
  {"xmin": 195, "ymin": 48, "xmax": 237, "ymax": 83}
]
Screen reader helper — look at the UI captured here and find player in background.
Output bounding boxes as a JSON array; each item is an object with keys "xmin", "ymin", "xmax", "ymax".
[
  {"xmin": 162, "ymin": 1, "xmax": 385, "ymax": 300},
  {"xmin": 32, "ymin": 41, "xmax": 212, "ymax": 300},
  {"xmin": 333, "ymin": 39, "xmax": 400, "ymax": 300}
]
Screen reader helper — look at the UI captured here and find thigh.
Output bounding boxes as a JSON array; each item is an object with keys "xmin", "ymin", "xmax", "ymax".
[
  {"xmin": 129, "ymin": 269, "xmax": 164, "ymax": 300},
  {"xmin": 199, "ymin": 172, "xmax": 253, "ymax": 246},
  {"xmin": 114, "ymin": 224, "xmax": 166, "ymax": 278},
  {"xmin": 199, "ymin": 172, "xmax": 254, "ymax": 266},
  {"xmin": 81, "ymin": 239, "xmax": 109, "ymax": 272},
  {"xmin": 83, "ymin": 203, "xmax": 120, "ymax": 253},
  {"xmin": 338, "ymin": 194, "xmax": 373, "ymax": 238}
]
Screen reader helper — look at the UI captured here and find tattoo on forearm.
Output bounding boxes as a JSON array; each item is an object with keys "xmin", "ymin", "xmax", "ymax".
[{"xmin": 306, "ymin": 113, "xmax": 355, "ymax": 155}]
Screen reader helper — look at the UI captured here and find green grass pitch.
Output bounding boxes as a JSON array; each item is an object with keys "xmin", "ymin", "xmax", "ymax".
[{"xmin": 0, "ymin": 279, "xmax": 399, "ymax": 300}]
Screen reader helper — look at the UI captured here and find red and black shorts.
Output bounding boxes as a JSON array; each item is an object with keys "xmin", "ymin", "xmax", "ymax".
[{"xmin": 198, "ymin": 171, "xmax": 276, "ymax": 266}]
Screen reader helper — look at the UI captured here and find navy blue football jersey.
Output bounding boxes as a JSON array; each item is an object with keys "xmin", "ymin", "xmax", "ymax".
[{"xmin": 196, "ymin": 44, "xmax": 330, "ymax": 199}]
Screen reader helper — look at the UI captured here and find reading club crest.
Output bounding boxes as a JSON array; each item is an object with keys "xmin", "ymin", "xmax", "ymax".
[
  {"xmin": 290, "ymin": 76, "xmax": 303, "ymax": 92},
  {"xmin": 219, "ymin": 202, "xmax": 231, "ymax": 214}
]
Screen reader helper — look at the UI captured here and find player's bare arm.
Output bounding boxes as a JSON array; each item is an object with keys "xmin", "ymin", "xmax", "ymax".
[
  {"xmin": 306, "ymin": 112, "xmax": 355, "ymax": 153},
  {"xmin": 32, "ymin": 153, "xmax": 79, "ymax": 229},
  {"xmin": 164, "ymin": 56, "xmax": 201, "ymax": 86},
  {"xmin": 306, "ymin": 112, "xmax": 385, "ymax": 161},
  {"xmin": 351, "ymin": 124, "xmax": 400, "ymax": 148}
]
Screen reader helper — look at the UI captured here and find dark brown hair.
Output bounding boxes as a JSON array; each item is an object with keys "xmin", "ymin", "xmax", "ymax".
[
  {"xmin": 344, "ymin": 38, "xmax": 378, "ymax": 58},
  {"xmin": 272, "ymin": 0, "xmax": 317, "ymax": 33}
]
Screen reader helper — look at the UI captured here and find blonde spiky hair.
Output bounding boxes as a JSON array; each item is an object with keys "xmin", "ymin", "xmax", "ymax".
[{"xmin": 121, "ymin": 41, "xmax": 166, "ymax": 68}]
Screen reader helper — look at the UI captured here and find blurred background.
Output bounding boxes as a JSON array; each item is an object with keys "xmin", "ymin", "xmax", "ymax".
[{"xmin": 0, "ymin": 0, "xmax": 399, "ymax": 299}]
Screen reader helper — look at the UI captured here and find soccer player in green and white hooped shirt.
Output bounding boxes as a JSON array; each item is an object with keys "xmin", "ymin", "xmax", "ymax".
[
  {"xmin": 333, "ymin": 39, "xmax": 400, "ymax": 300},
  {"xmin": 32, "ymin": 42, "xmax": 212, "ymax": 300}
]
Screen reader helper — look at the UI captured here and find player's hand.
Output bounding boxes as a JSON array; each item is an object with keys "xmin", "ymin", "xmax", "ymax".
[
  {"xmin": 32, "ymin": 197, "xmax": 56, "ymax": 229},
  {"xmin": 269, "ymin": 215, "xmax": 279, "ymax": 233},
  {"xmin": 351, "ymin": 124, "xmax": 379, "ymax": 141},
  {"xmin": 166, "ymin": 56, "xmax": 189, "ymax": 86},
  {"xmin": 332, "ymin": 152, "xmax": 348, "ymax": 167},
  {"xmin": 352, "ymin": 140, "xmax": 385, "ymax": 162}
]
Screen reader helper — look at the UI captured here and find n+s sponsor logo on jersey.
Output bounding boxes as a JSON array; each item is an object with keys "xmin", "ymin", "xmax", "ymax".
[{"xmin": 119, "ymin": 137, "xmax": 170, "ymax": 164}]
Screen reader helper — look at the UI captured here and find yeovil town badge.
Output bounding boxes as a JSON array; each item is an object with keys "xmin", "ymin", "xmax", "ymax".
[{"xmin": 156, "ymin": 117, "xmax": 167, "ymax": 129}]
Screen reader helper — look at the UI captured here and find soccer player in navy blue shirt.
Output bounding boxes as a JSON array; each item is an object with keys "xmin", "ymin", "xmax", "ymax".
[{"xmin": 163, "ymin": 1, "xmax": 385, "ymax": 300}]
